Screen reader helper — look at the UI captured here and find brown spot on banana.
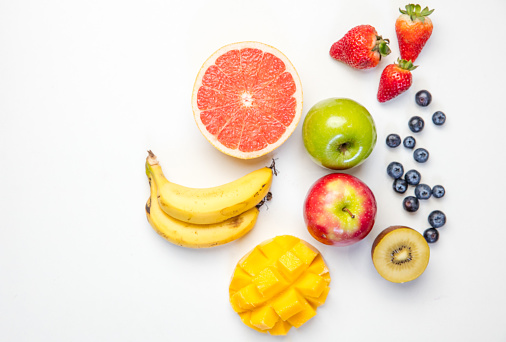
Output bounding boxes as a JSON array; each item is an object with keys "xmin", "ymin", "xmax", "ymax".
[
  {"xmin": 253, "ymin": 184, "xmax": 267, "ymax": 198},
  {"xmin": 254, "ymin": 184, "xmax": 268, "ymax": 197},
  {"xmin": 227, "ymin": 216, "xmax": 245, "ymax": 228},
  {"xmin": 145, "ymin": 198, "xmax": 151, "ymax": 215}
]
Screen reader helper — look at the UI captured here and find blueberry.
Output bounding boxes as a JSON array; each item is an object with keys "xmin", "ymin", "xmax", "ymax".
[
  {"xmin": 404, "ymin": 169, "xmax": 421, "ymax": 186},
  {"xmin": 432, "ymin": 185, "xmax": 445, "ymax": 198},
  {"xmin": 403, "ymin": 136, "xmax": 416, "ymax": 149},
  {"xmin": 432, "ymin": 111, "xmax": 446, "ymax": 125},
  {"xmin": 414, "ymin": 183, "xmax": 432, "ymax": 199},
  {"xmin": 423, "ymin": 228, "xmax": 439, "ymax": 243},
  {"xmin": 408, "ymin": 116, "xmax": 425, "ymax": 133},
  {"xmin": 387, "ymin": 161, "xmax": 404, "ymax": 179},
  {"xmin": 415, "ymin": 90, "xmax": 432, "ymax": 107},
  {"xmin": 386, "ymin": 134, "xmax": 401, "ymax": 148},
  {"xmin": 393, "ymin": 178, "xmax": 408, "ymax": 194},
  {"xmin": 403, "ymin": 196, "xmax": 420, "ymax": 212},
  {"xmin": 428, "ymin": 210, "xmax": 446, "ymax": 228},
  {"xmin": 413, "ymin": 148, "xmax": 429, "ymax": 163}
]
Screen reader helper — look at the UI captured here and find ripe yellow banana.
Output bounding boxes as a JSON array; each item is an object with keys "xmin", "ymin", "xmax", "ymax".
[
  {"xmin": 145, "ymin": 150, "xmax": 273, "ymax": 224},
  {"xmin": 145, "ymin": 176, "xmax": 259, "ymax": 248}
]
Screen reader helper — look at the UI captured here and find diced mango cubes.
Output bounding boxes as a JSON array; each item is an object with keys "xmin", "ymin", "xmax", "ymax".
[
  {"xmin": 271, "ymin": 288, "xmax": 306, "ymax": 321},
  {"xmin": 273, "ymin": 235, "xmax": 299, "ymax": 250},
  {"xmin": 229, "ymin": 235, "xmax": 331, "ymax": 335},
  {"xmin": 291, "ymin": 241, "xmax": 318, "ymax": 265},
  {"xmin": 229, "ymin": 267, "xmax": 252, "ymax": 294},
  {"xmin": 269, "ymin": 318, "xmax": 291, "ymax": 336},
  {"xmin": 286, "ymin": 299, "xmax": 317, "ymax": 328},
  {"xmin": 306, "ymin": 285, "xmax": 330, "ymax": 308},
  {"xmin": 231, "ymin": 283, "xmax": 267, "ymax": 312},
  {"xmin": 277, "ymin": 251, "xmax": 305, "ymax": 281},
  {"xmin": 295, "ymin": 272, "xmax": 327, "ymax": 298},
  {"xmin": 253, "ymin": 266, "xmax": 289, "ymax": 299},
  {"xmin": 258, "ymin": 239, "xmax": 285, "ymax": 260},
  {"xmin": 238, "ymin": 247, "xmax": 270, "ymax": 276},
  {"xmin": 238, "ymin": 312, "xmax": 266, "ymax": 334},
  {"xmin": 307, "ymin": 254, "xmax": 329, "ymax": 276},
  {"xmin": 250, "ymin": 306, "xmax": 279, "ymax": 330}
]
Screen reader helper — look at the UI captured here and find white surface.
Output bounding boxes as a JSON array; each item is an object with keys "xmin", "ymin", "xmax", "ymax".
[{"xmin": 1, "ymin": 0, "xmax": 505, "ymax": 341}]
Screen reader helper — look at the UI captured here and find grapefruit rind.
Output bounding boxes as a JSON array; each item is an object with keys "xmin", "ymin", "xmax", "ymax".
[{"xmin": 192, "ymin": 41, "xmax": 303, "ymax": 159}]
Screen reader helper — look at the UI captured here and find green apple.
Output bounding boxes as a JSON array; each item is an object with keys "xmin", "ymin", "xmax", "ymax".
[{"xmin": 302, "ymin": 98, "xmax": 377, "ymax": 170}]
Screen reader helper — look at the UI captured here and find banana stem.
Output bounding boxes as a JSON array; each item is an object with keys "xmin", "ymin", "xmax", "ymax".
[
  {"xmin": 268, "ymin": 158, "xmax": 279, "ymax": 176},
  {"xmin": 145, "ymin": 150, "xmax": 160, "ymax": 177},
  {"xmin": 256, "ymin": 192, "xmax": 273, "ymax": 209},
  {"xmin": 147, "ymin": 150, "xmax": 159, "ymax": 166}
]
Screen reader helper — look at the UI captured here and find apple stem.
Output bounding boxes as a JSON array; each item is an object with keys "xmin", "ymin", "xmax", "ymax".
[
  {"xmin": 339, "ymin": 143, "xmax": 349, "ymax": 154},
  {"xmin": 342, "ymin": 207, "xmax": 355, "ymax": 218}
]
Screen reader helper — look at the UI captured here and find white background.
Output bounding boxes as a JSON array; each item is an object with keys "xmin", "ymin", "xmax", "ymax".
[{"xmin": 1, "ymin": 0, "xmax": 505, "ymax": 341}]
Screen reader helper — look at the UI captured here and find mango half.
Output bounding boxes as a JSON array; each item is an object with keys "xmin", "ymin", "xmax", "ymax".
[{"xmin": 229, "ymin": 235, "xmax": 331, "ymax": 335}]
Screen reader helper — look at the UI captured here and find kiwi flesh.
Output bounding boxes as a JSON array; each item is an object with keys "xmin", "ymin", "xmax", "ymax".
[{"xmin": 371, "ymin": 226, "xmax": 430, "ymax": 283}]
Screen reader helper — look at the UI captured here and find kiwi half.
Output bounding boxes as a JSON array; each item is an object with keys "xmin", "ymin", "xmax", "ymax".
[{"xmin": 371, "ymin": 226, "xmax": 430, "ymax": 283}]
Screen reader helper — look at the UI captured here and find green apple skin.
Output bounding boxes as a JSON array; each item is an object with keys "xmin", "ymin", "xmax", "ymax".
[{"xmin": 302, "ymin": 98, "xmax": 377, "ymax": 170}]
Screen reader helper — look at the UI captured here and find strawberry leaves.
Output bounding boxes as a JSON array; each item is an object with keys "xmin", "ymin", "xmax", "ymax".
[
  {"xmin": 397, "ymin": 58, "xmax": 418, "ymax": 71},
  {"xmin": 399, "ymin": 4, "xmax": 434, "ymax": 23},
  {"xmin": 372, "ymin": 35, "xmax": 391, "ymax": 58}
]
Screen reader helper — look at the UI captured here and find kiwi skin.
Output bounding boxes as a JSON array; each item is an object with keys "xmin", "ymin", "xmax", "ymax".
[{"xmin": 371, "ymin": 225, "xmax": 410, "ymax": 258}]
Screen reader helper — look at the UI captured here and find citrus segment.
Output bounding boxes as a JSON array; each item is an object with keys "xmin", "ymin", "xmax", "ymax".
[
  {"xmin": 229, "ymin": 235, "xmax": 330, "ymax": 335},
  {"xmin": 192, "ymin": 42, "xmax": 303, "ymax": 159}
]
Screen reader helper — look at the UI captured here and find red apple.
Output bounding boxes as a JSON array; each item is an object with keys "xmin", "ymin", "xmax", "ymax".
[{"xmin": 303, "ymin": 173, "xmax": 377, "ymax": 246}]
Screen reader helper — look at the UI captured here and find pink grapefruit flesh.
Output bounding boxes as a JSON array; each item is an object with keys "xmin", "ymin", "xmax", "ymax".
[{"xmin": 192, "ymin": 41, "xmax": 303, "ymax": 159}]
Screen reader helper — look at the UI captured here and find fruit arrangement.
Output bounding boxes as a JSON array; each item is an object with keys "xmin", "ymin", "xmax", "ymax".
[
  {"xmin": 145, "ymin": 176, "xmax": 259, "ymax": 248},
  {"xmin": 329, "ymin": 4, "xmax": 433, "ymax": 103},
  {"xmin": 304, "ymin": 173, "xmax": 377, "ymax": 246},
  {"xmin": 377, "ymin": 58, "xmax": 417, "ymax": 103},
  {"xmin": 145, "ymin": 151, "xmax": 273, "ymax": 247},
  {"xmin": 384, "ymin": 90, "xmax": 447, "ymax": 245},
  {"xmin": 191, "ymin": 41, "xmax": 303, "ymax": 159},
  {"xmin": 143, "ymin": 2, "xmax": 444, "ymax": 335},
  {"xmin": 395, "ymin": 4, "xmax": 434, "ymax": 62},
  {"xmin": 330, "ymin": 25, "xmax": 391, "ymax": 69},
  {"xmin": 302, "ymin": 98, "xmax": 377, "ymax": 170},
  {"xmin": 229, "ymin": 235, "xmax": 330, "ymax": 335},
  {"xmin": 371, "ymin": 226, "xmax": 430, "ymax": 283}
]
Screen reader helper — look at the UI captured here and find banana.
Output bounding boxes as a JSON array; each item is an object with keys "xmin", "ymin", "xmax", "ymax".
[
  {"xmin": 145, "ymin": 176, "xmax": 259, "ymax": 248},
  {"xmin": 145, "ymin": 150, "xmax": 273, "ymax": 224}
]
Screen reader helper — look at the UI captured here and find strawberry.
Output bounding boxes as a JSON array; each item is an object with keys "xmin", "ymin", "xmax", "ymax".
[
  {"xmin": 377, "ymin": 59, "xmax": 417, "ymax": 103},
  {"xmin": 395, "ymin": 4, "xmax": 434, "ymax": 62},
  {"xmin": 330, "ymin": 25, "xmax": 391, "ymax": 70}
]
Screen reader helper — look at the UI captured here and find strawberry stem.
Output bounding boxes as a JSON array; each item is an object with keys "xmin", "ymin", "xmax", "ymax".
[
  {"xmin": 397, "ymin": 58, "xmax": 418, "ymax": 71},
  {"xmin": 372, "ymin": 35, "xmax": 391, "ymax": 58},
  {"xmin": 399, "ymin": 4, "xmax": 434, "ymax": 23}
]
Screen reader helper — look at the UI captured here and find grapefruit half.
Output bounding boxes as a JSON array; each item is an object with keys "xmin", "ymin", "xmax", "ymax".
[{"xmin": 192, "ymin": 41, "xmax": 303, "ymax": 159}]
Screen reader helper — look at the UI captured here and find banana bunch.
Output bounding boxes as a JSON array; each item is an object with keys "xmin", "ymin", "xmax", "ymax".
[{"xmin": 145, "ymin": 151, "xmax": 274, "ymax": 248}]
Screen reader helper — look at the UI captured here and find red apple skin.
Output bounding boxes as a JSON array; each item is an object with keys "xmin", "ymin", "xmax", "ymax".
[{"xmin": 303, "ymin": 173, "xmax": 377, "ymax": 246}]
